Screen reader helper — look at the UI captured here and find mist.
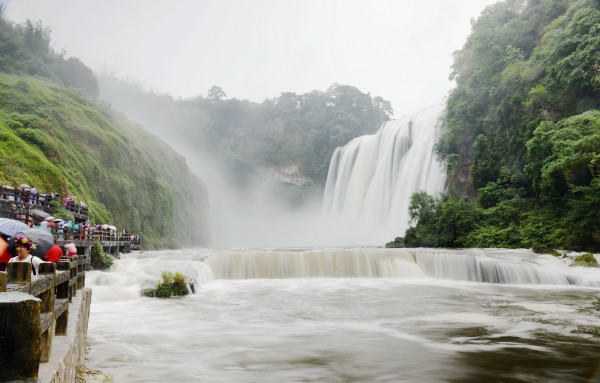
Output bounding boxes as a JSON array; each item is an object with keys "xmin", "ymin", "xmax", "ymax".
[
  {"xmin": 6, "ymin": 0, "xmax": 501, "ymax": 248},
  {"xmin": 108, "ymin": 96, "xmax": 374, "ymax": 248},
  {"xmin": 7, "ymin": 0, "xmax": 499, "ymax": 118}
]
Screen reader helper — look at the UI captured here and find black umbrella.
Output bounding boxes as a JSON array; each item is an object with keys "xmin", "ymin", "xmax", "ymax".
[
  {"xmin": 30, "ymin": 209, "xmax": 51, "ymax": 221},
  {"xmin": 8, "ymin": 228, "xmax": 55, "ymax": 259}
]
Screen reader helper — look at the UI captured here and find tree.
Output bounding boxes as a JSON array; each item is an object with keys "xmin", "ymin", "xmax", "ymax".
[
  {"xmin": 526, "ymin": 110, "xmax": 600, "ymax": 249},
  {"xmin": 207, "ymin": 85, "xmax": 226, "ymax": 102}
]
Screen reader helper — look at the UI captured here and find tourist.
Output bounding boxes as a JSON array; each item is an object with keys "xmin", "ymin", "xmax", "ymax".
[
  {"xmin": 44, "ymin": 244, "xmax": 63, "ymax": 263},
  {"xmin": 8, "ymin": 236, "xmax": 44, "ymax": 275},
  {"xmin": 30, "ymin": 186, "xmax": 37, "ymax": 204},
  {"xmin": 65, "ymin": 243, "xmax": 77, "ymax": 257},
  {"xmin": 0, "ymin": 234, "xmax": 10, "ymax": 271}
]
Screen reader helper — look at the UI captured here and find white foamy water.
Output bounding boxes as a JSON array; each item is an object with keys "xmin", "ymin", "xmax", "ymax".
[
  {"xmin": 86, "ymin": 248, "xmax": 600, "ymax": 383},
  {"xmin": 322, "ymin": 105, "xmax": 446, "ymax": 244}
]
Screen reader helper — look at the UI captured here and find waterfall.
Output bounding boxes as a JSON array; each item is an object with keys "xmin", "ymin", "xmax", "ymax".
[
  {"xmin": 321, "ymin": 105, "xmax": 446, "ymax": 244},
  {"xmin": 204, "ymin": 248, "xmax": 600, "ymax": 287}
]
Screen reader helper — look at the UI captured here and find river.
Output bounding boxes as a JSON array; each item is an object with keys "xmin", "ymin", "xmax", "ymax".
[{"xmin": 85, "ymin": 247, "xmax": 600, "ymax": 383}]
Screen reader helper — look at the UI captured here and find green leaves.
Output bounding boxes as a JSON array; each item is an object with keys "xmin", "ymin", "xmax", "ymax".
[
  {"xmin": 417, "ymin": 0, "xmax": 600, "ymax": 251},
  {"xmin": 527, "ymin": 110, "xmax": 600, "ymax": 199}
]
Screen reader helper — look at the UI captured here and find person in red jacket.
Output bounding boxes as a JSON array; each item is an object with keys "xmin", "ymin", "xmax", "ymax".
[
  {"xmin": 0, "ymin": 234, "xmax": 9, "ymax": 271},
  {"xmin": 44, "ymin": 244, "xmax": 63, "ymax": 263}
]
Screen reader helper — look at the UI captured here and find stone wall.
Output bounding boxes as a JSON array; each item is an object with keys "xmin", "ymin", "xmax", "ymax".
[{"xmin": 38, "ymin": 288, "xmax": 92, "ymax": 383}]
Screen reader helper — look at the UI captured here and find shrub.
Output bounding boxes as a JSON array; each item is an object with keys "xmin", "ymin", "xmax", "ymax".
[
  {"xmin": 385, "ymin": 237, "xmax": 404, "ymax": 248},
  {"xmin": 155, "ymin": 282, "xmax": 172, "ymax": 298},
  {"xmin": 161, "ymin": 271, "xmax": 174, "ymax": 284},
  {"xmin": 152, "ymin": 271, "xmax": 188, "ymax": 298},
  {"xmin": 173, "ymin": 272, "xmax": 187, "ymax": 296},
  {"xmin": 90, "ymin": 240, "xmax": 113, "ymax": 270},
  {"xmin": 572, "ymin": 253, "xmax": 599, "ymax": 267}
]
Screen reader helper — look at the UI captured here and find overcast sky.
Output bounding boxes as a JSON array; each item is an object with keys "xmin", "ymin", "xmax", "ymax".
[{"xmin": 6, "ymin": 0, "xmax": 498, "ymax": 117}]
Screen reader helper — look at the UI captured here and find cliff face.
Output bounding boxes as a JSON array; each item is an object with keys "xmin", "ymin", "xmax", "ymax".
[
  {"xmin": 256, "ymin": 165, "xmax": 311, "ymax": 187},
  {"xmin": 0, "ymin": 74, "xmax": 210, "ymax": 248}
]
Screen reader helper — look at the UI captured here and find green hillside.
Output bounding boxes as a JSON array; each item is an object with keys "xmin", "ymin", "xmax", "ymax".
[
  {"xmin": 398, "ymin": 0, "xmax": 600, "ymax": 251},
  {"xmin": 0, "ymin": 11, "xmax": 209, "ymax": 249}
]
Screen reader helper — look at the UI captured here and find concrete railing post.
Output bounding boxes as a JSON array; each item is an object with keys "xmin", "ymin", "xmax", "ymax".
[
  {"xmin": 0, "ymin": 292, "xmax": 42, "ymax": 383},
  {"xmin": 0, "ymin": 272, "xmax": 6, "ymax": 292},
  {"xmin": 38, "ymin": 263, "xmax": 56, "ymax": 363}
]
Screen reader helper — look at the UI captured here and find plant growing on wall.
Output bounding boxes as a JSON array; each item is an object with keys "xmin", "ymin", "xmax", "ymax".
[{"xmin": 49, "ymin": 200, "xmax": 73, "ymax": 221}]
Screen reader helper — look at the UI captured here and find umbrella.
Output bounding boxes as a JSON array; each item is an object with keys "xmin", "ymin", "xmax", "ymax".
[
  {"xmin": 44, "ymin": 216, "xmax": 55, "ymax": 221},
  {"xmin": 18, "ymin": 184, "xmax": 31, "ymax": 190},
  {"xmin": 0, "ymin": 218, "xmax": 29, "ymax": 238},
  {"xmin": 30, "ymin": 209, "xmax": 51, "ymax": 220},
  {"xmin": 8, "ymin": 228, "xmax": 55, "ymax": 259}
]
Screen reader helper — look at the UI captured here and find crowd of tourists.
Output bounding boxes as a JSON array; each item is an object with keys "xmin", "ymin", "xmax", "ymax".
[{"xmin": 0, "ymin": 183, "xmax": 140, "ymax": 274}]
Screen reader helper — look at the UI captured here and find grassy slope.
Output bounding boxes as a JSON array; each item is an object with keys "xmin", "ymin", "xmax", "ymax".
[{"xmin": 0, "ymin": 73, "xmax": 209, "ymax": 249}]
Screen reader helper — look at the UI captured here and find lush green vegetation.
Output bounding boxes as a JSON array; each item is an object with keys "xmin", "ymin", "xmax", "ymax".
[
  {"xmin": 0, "ymin": 7, "xmax": 209, "ymax": 248},
  {"xmin": 394, "ymin": 0, "xmax": 600, "ymax": 252}
]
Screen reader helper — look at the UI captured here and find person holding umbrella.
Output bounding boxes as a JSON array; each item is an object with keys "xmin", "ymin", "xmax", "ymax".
[
  {"xmin": 0, "ymin": 218, "xmax": 29, "ymax": 271},
  {"xmin": 8, "ymin": 236, "xmax": 44, "ymax": 275}
]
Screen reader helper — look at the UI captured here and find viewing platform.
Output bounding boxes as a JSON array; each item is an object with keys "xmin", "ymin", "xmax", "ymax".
[{"xmin": 0, "ymin": 186, "xmax": 141, "ymax": 255}]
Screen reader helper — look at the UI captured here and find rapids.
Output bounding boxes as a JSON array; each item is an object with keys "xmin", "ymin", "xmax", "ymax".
[{"xmin": 86, "ymin": 248, "xmax": 600, "ymax": 383}]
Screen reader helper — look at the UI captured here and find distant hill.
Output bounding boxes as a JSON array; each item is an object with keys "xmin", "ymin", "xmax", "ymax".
[{"xmin": 97, "ymin": 76, "xmax": 393, "ymax": 205}]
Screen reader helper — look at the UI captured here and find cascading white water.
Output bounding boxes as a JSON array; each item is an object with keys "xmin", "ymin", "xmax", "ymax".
[
  {"xmin": 85, "ymin": 249, "xmax": 600, "ymax": 383},
  {"xmin": 322, "ymin": 105, "xmax": 446, "ymax": 243},
  {"xmin": 204, "ymin": 247, "xmax": 600, "ymax": 287}
]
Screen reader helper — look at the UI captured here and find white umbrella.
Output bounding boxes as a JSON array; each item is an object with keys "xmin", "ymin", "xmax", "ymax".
[{"xmin": 0, "ymin": 218, "xmax": 29, "ymax": 238}]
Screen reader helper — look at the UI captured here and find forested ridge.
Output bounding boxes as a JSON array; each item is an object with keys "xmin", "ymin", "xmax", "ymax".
[
  {"xmin": 99, "ymin": 76, "xmax": 393, "ymax": 199},
  {"xmin": 398, "ymin": 0, "xmax": 600, "ymax": 251},
  {"xmin": 0, "ymin": 6, "xmax": 209, "ymax": 248}
]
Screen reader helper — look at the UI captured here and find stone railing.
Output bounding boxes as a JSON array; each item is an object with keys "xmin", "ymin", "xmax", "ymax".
[
  {"xmin": 0, "ymin": 255, "xmax": 87, "ymax": 382},
  {"xmin": 50, "ymin": 227, "xmax": 141, "ymax": 246}
]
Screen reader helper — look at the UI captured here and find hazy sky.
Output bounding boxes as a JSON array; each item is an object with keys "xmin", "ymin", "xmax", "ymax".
[{"xmin": 6, "ymin": 0, "xmax": 498, "ymax": 117}]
